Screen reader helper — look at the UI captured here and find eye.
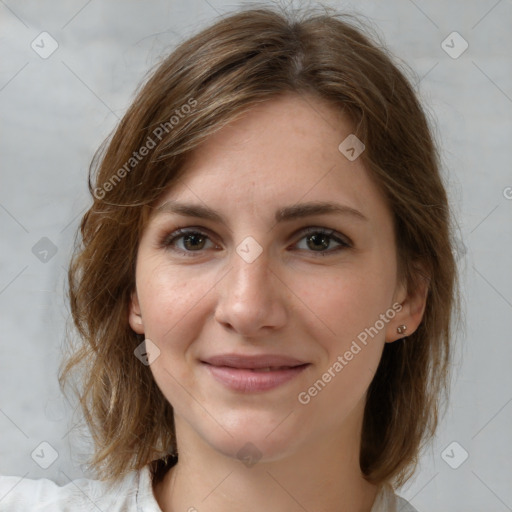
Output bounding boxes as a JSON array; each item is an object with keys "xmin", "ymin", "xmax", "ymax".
[
  {"xmin": 161, "ymin": 226, "xmax": 351, "ymax": 258},
  {"xmin": 161, "ymin": 228, "xmax": 218, "ymax": 257},
  {"xmin": 293, "ymin": 227, "xmax": 351, "ymax": 256}
]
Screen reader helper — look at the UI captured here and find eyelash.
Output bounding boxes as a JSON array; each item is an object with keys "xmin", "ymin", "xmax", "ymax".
[{"xmin": 160, "ymin": 227, "xmax": 352, "ymax": 258}]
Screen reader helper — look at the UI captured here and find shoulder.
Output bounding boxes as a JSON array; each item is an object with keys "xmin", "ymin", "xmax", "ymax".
[
  {"xmin": 0, "ymin": 465, "xmax": 162, "ymax": 511},
  {"xmin": 395, "ymin": 495, "xmax": 420, "ymax": 512},
  {"xmin": 371, "ymin": 484, "xmax": 420, "ymax": 512}
]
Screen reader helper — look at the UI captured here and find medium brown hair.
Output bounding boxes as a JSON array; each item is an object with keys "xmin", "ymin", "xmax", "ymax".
[{"xmin": 60, "ymin": 4, "xmax": 460, "ymax": 489}]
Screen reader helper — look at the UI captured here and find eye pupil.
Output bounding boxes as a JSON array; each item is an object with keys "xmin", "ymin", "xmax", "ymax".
[
  {"xmin": 184, "ymin": 233, "xmax": 206, "ymax": 250},
  {"xmin": 307, "ymin": 233, "xmax": 330, "ymax": 251}
]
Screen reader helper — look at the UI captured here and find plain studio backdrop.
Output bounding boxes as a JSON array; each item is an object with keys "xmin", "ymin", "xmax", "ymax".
[{"xmin": 0, "ymin": 1, "xmax": 511, "ymax": 511}]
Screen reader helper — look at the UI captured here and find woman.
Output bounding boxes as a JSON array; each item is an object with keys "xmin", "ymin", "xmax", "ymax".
[{"xmin": 0, "ymin": 5, "xmax": 459, "ymax": 511}]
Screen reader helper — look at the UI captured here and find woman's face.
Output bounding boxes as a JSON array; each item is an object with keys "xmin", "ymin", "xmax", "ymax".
[{"xmin": 129, "ymin": 93, "xmax": 419, "ymax": 462}]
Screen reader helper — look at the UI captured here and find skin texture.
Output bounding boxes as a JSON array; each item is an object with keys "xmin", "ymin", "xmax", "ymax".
[{"xmin": 129, "ymin": 93, "xmax": 428, "ymax": 512}]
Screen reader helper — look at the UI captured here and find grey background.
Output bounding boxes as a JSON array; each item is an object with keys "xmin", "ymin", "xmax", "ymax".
[{"xmin": 1, "ymin": 0, "xmax": 511, "ymax": 510}]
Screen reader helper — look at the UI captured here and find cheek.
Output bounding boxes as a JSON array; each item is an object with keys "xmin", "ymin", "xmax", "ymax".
[
  {"xmin": 137, "ymin": 257, "xmax": 210, "ymax": 338},
  {"xmin": 294, "ymin": 262, "xmax": 396, "ymax": 351},
  {"xmin": 138, "ymin": 262, "xmax": 214, "ymax": 407},
  {"xmin": 295, "ymin": 270, "xmax": 393, "ymax": 425},
  {"xmin": 294, "ymin": 259, "xmax": 396, "ymax": 421},
  {"xmin": 135, "ymin": 262, "xmax": 217, "ymax": 399}
]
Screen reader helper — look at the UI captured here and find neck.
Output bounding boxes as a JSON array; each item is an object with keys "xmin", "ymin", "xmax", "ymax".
[{"xmin": 153, "ymin": 407, "xmax": 380, "ymax": 512}]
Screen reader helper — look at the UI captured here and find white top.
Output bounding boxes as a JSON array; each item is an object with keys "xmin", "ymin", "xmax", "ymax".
[{"xmin": 0, "ymin": 465, "xmax": 419, "ymax": 511}]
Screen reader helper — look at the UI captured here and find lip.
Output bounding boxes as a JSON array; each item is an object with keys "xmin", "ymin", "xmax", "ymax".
[
  {"xmin": 201, "ymin": 354, "xmax": 310, "ymax": 392},
  {"xmin": 202, "ymin": 353, "xmax": 308, "ymax": 369}
]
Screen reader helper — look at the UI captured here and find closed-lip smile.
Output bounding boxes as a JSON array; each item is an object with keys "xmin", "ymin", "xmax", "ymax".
[{"xmin": 201, "ymin": 353, "xmax": 310, "ymax": 392}]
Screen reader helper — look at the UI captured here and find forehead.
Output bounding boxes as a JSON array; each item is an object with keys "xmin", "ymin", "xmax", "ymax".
[
  {"xmin": 155, "ymin": 93, "xmax": 390, "ymax": 227},
  {"xmin": 179, "ymin": 93, "xmax": 352, "ymax": 180}
]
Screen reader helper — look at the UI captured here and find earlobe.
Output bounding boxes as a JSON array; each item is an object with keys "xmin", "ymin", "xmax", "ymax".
[{"xmin": 128, "ymin": 291, "xmax": 145, "ymax": 334}]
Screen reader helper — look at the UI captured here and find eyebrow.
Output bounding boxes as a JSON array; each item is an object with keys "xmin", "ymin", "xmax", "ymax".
[{"xmin": 155, "ymin": 200, "xmax": 368, "ymax": 224}]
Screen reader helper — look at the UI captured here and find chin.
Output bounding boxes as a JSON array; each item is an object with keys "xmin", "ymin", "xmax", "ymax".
[{"xmin": 197, "ymin": 413, "xmax": 307, "ymax": 465}]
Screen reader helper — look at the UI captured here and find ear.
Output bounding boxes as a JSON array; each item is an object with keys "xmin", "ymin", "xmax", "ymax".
[
  {"xmin": 128, "ymin": 290, "xmax": 145, "ymax": 334},
  {"xmin": 385, "ymin": 263, "xmax": 430, "ymax": 343}
]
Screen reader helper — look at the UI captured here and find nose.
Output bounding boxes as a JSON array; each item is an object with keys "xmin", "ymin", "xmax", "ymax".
[{"xmin": 214, "ymin": 246, "xmax": 288, "ymax": 337}]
